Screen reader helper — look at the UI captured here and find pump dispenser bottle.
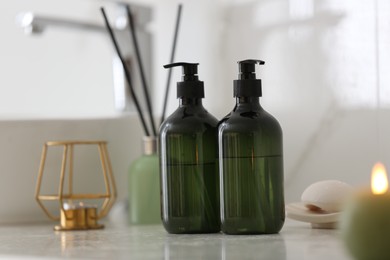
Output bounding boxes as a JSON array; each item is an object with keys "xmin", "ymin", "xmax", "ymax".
[
  {"xmin": 159, "ymin": 62, "xmax": 220, "ymax": 234},
  {"xmin": 218, "ymin": 59, "xmax": 284, "ymax": 234}
]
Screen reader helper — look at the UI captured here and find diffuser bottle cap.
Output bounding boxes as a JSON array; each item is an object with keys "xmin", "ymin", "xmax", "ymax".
[
  {"xmin": 163, "ymin": 62, "xmax": 204, "ymax": 98},
  {"xmin": 234, "ymin": 59, "xmax": 265, "ymax": 97}
]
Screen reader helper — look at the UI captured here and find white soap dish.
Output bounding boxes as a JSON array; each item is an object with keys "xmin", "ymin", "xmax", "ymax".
[{"xmin": 286, "ymin": 202, "xmax": 340, "ymax": 229}]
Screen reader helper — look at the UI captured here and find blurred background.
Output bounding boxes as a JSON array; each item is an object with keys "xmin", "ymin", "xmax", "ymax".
[{"xmin": 1, "ymin": 0, "xmax": 389, "ymax": 222}]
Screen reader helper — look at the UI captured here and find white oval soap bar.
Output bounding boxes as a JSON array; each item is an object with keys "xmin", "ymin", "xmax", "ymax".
[{"xmin": 301, "ymin": 180, "xmax": 352, "ymax": 213}]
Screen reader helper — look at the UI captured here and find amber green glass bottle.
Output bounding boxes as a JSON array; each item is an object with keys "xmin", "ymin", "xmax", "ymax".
[
  {"xmin": 218, "ymin": 59, "xmax": 284, "ymax": 235},
  {"xmin": 159, "ymin": 62, "xmax": 220, "ymax": 234}
]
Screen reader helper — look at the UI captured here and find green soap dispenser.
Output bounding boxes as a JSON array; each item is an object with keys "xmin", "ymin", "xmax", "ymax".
[
  {"xmin": 218, "ymin": 59, "xmax": 285, "ymax": 235},
  {"xmin": 159, "ymin": 62, "xmax": 220, "ymax": 234}
]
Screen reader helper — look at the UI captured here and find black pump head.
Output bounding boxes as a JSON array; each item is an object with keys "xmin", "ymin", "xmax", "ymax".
[
  {"xmin": 238, "ymin": 59, "xmax": 265, "ymax": 79},
  {"xmin": 164, "ymin": 62, "xmax": 204, "ymax": 98},
  {"xmin": 164, "ymin": 62, "xmax": 199, "ymax": 81},
  {"xmin": 234, "ymin": 59, "xmax": 265, "ymax": 97}
]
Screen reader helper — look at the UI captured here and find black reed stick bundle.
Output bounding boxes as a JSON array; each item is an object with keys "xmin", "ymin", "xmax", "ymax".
[
  {"xmin": 126, "ymin": 5, "xmax": 157, "ymax": 136},
  {"xmin": 100, "ymin": 7, "xmax": 151, "ymax": 136},
  {"xmin": 101, "ymin": 4, "xmax": 183, "ymax": 136}
]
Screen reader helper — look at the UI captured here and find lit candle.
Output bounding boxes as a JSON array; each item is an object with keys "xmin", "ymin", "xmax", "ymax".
[{"xmin": 340, "ymin": 162, "xmax": 390, "ymax": 260}]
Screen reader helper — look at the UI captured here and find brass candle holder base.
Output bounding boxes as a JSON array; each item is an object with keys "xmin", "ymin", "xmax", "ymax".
[{"xmin": 54, "ymin": 207, "xmax": 104, "ymax": 231}]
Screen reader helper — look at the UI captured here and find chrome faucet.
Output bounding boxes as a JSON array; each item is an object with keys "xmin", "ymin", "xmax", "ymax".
[{"xmin": 16, "ymin": 3, "xmax": 152, "ymax": 112}]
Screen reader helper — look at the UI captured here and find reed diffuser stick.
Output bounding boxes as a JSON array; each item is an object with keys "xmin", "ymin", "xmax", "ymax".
[
  {"xmin": 160, "ymin": 4, "xmax": 183, "ymax": 125},
  {"xmin": 126, "ymin": 5, "xmax": 157, "ymax": 136},
  {"xmin": 100, "ymin": 7, "xmax": 151, "ymax": 136}
]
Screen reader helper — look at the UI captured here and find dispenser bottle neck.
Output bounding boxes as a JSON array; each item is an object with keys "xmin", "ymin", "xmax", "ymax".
[
  {"xmin": 235, "ymin": 97, "xmax": 262, "ymax": 111},
  {"xmin": 236, "ymin": 96, "xmax": 260, "ymax": 104},
  {"xmin": 179, "ymin": 97, "xmax": 203, "ymax": 106}
]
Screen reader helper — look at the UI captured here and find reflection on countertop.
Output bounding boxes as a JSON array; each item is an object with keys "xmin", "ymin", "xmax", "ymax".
[{"xmin": 0, "ymin": 220, "xmax": 351, "ymax": 259}]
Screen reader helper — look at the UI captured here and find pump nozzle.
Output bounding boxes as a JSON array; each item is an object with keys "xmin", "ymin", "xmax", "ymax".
[
  {"xmin": 234, "ymin": 59, "xmax": 265, "ymax": 97},
  {"xmin": 164, "ymin": 62, "xmax": 199, "ymax": 81},
  {"xmin": 238, "ymin": 59, "xmax": 265, "ymax": 80},
  {"xmin": 163, "ymin": 62, "xmax": 204, "ymax": 98}
]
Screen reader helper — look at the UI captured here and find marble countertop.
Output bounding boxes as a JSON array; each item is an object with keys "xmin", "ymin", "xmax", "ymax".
[{"xmin": 0, "ymin": 219, "xmax": 352, "ymax": 259}]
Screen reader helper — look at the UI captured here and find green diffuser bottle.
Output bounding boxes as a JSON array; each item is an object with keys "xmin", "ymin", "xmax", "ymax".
[
  {"xmin": 218, "ymin": 59, "xmax": 284, "ymax": 235},
  {"xmin": 159, "ymin": 62, "xmax": 220, "ymax": 234},
  {"xmin": 128, "ymin": 136, "xmax": 160, "ymax": 224}
]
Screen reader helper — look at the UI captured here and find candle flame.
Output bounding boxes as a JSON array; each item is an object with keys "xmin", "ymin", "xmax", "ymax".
[{"xmin": 371, "ymin": 162, "xmax": 388, "ymax": 194}]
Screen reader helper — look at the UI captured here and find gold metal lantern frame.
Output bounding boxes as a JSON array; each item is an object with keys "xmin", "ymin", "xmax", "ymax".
[{"xmin": 35, "ymin": 140, "xmax": 117, "ymax": 231}]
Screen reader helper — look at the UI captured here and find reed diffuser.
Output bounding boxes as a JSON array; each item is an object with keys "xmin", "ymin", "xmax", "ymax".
[{"xmin": 101, "ymin": 4, "xmax": 182, "ymax": 225}]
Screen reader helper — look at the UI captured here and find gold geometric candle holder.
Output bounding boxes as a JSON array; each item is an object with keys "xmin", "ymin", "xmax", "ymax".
[{"xmin": 35, "ymin": 140, "xmax": 117, "ymax": 231}]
